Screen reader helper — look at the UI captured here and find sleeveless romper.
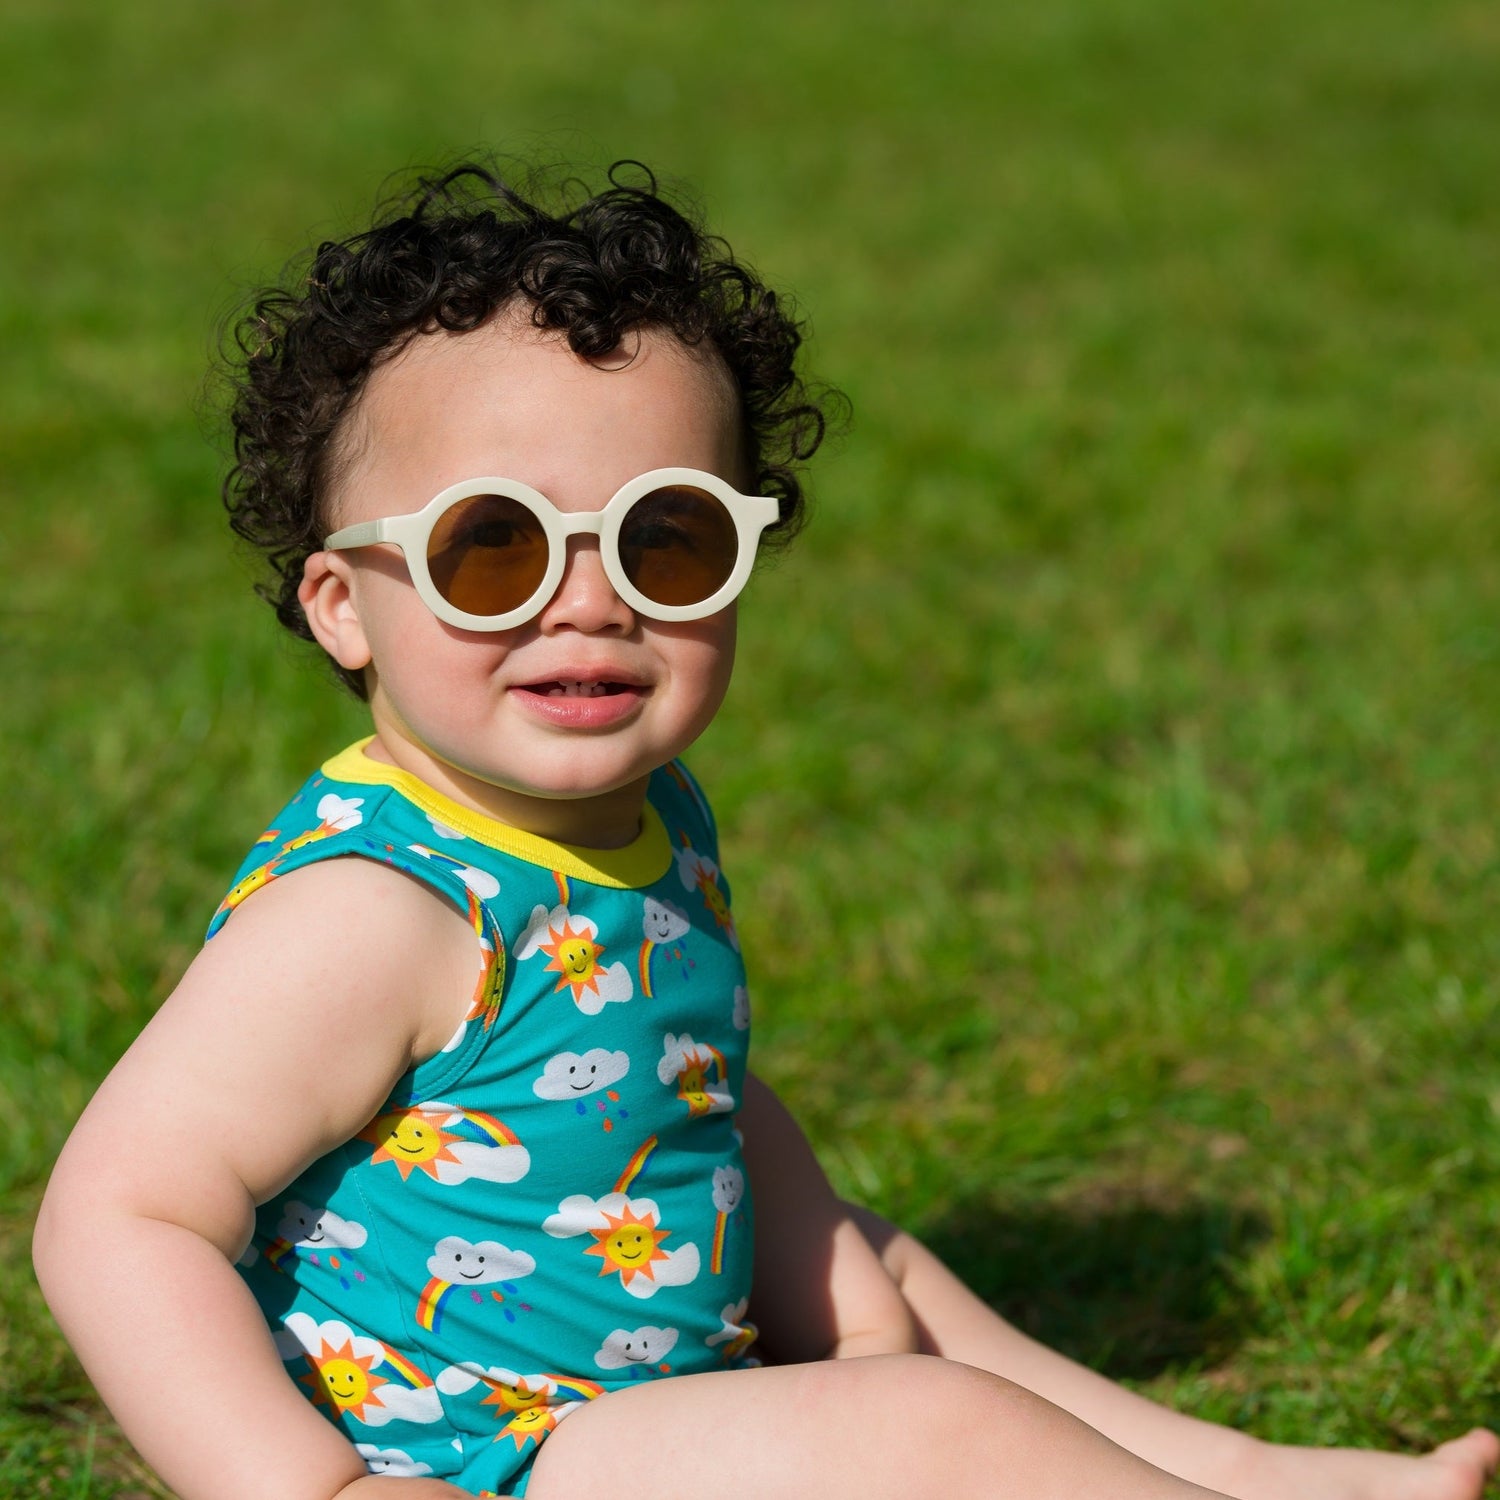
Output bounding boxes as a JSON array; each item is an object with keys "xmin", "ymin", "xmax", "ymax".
[{"xmin": 209, "ymin": 741, "xmax": 756, "ymax": 1495}]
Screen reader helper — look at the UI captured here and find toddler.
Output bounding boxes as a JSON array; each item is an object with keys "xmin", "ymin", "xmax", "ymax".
[{"xmin": 34, "ymin": 160, "xmax": 1498, "ymax": 1500}]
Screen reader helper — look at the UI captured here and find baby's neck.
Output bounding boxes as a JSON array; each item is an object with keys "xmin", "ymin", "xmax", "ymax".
[{"xmin": 361, "ymin": 733, "xmax": 648, "ymax": 849}]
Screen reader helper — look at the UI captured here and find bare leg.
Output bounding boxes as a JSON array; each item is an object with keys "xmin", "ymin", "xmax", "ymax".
[
  {"xmin": 527, "ymin": 1353, "xmax": 1234, "ymax": 1500},
  {"xmin": 847, "ymin": 1203, "xmax": 1499, "ymax": 1500}
]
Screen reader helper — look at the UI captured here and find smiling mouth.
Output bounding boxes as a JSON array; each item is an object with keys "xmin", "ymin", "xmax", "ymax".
[{"xmin": 528, "ymin": 679, "xmax": 635, "ymax": 698}]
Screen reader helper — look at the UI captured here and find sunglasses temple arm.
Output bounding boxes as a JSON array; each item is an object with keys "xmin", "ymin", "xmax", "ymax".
[{"xmin": 322, "ymin": 519, "xmax": 391, "ymax": 551}]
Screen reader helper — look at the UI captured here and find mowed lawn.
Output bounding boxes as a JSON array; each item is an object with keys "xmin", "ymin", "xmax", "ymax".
[{"xmin": 2, "ymin": 0, "xmax": 1498, "ymax": 1492}]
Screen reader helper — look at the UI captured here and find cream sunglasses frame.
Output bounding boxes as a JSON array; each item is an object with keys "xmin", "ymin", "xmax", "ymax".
[{"xmin": 323, "ymin": 467, "xmax": 780, "ymax": 631}]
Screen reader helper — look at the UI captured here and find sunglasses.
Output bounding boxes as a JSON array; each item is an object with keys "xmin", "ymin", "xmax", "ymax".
[{"xmin": 323, "ymin": 468, "xmax": 779, "ymax": 631}]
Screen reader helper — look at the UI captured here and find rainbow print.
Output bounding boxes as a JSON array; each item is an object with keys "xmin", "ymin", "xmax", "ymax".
[
  {"xmin": 264, "ymin": 1237, "xmax": 296, "ymax": 1273},
  {"xmin": 710, "ymin": 1212, "xmax": 729, "ymax": 1275},
  {"xmin": 448, "ymin": 1108, "xmax": 522, "ymax": 1150},
  {"xmin": 416, "ymin": 1277, "xmax": 455, "ymax": 1334},
  {"xmin": 417, "ymin": 1277, "xmax": 534, "ymax": 1334},
  {"xmin": 613, "ymin": 1135, "xmax": 659, "ymax": 1195},
  {"xmin": 549, "ymin": 1374, "xmax": 605, "ymax": 1403},
  {"xmin": 637, "ymin": 936, "xmax": 658, "ymax": 998},
  {"xmin": 377, "ymin": 1342, "xmax": 435, "ymax": 1389},
  {"xmin": 464, "ymin": 889, "xmax": 503, "ymax": 1031},
  {"xmin": 553, "ymin": 871, "xmax": 571, "ymax": 905}
]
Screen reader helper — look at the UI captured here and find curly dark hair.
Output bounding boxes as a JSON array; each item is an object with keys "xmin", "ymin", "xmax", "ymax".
[{"xmin": 221, "ymin": 158, "xmax": 841, "ymax": 697}]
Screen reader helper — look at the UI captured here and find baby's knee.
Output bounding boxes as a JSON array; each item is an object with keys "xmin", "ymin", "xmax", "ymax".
[{"xmin": 816, "ymin": 1351, "xmax": 1037, "ymax": 1430}]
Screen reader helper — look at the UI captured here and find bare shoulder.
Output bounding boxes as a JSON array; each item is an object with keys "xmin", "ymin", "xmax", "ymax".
[
  {"xmin": 57, "ymin": 855, "xmax": 481, "ymax": 1227},
  {"xmin": 208, "ymin": 853, "xmax": 480, "ymax": 1060}
]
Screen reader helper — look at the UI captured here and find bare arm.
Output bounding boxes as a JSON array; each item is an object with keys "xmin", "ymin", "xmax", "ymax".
[
  {"xmin": 33, "ymin": 858, "xmax": 480, "ymax": 1500},
  {"xmin": 739, "ymin": 1072, "xmax": 917, "ymax": 1362}
]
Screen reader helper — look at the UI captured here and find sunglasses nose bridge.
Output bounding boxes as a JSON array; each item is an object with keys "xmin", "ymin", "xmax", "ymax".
[{"xmin": 554, "ymin": 509, "xmax": 608, "ymax": 541}]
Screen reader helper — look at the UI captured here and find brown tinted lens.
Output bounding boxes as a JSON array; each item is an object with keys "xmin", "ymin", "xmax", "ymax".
[
  {"xmin": 618, "ymin": 486, "xmax": 737, "ymax": 607},
  {"xmin": 427, "ymin": 494, "xmax": 548, "ymax": 617}
]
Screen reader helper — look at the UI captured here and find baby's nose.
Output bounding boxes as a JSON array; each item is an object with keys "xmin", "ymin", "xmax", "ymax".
[{"xmin": 537, "ymin": 537, "xmax": 635, "ymax": 634}]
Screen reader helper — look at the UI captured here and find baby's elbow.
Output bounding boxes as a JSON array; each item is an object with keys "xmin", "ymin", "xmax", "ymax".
[{"xmin": 32, "ymin": 1171, "xmax": 76, "ymax": 1307}]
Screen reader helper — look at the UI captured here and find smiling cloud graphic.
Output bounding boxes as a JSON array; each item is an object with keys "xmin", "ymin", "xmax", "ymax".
[
  {"xmin": 426, "ymin": 1236, "xmax": 536, "ymax": 1286},
  {"xmin": 542, "ymin": 1191, "xmax": 700, "ymax": 1299},
  {"xmin": 356, "ymin": 1445, "xmax": 433, "ymax": 1478},
  {"xmin": 711, "ymin": 1166, "xmax": 745, "ymax": 1215},
  {"xmin": 275, "ymin": 1201, "xmax": 367, "ymax": 1250},
  {"xmin": 642, "ymin": 898, "xmax": 690, "ymax": 944},
  {"xmin": 533, "ymin": 1048, "xmax": 630, "ymax": 1101},
  {"xmin": 594, "ymin": 1324, "xmax": 679, "ymax": 1370}
]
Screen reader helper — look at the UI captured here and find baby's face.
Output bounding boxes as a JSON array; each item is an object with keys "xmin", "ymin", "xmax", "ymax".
[{"xmin": 304, "ymin": 312, "xmax": 745, "ymax": 847}]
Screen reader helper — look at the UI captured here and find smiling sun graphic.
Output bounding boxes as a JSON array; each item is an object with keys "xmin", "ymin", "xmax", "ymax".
[
  {"xmin": 300, "ymin": 1337, "xmax": 387, "ymax": 1421},
  {"xmin": 515, "ymin": 903, "xmax": 634, "ymax": 1014},
  {"xmin": 360, "ymin": 1105, "xmax": 463, "ymax": 1181},
  {"xmin": 584, "ymin": 1204, "xmax": 671, "ymax": 1288},
  {"xmin": 538, "ymin": 916, "xmax": 612, "ymax": 1001}
]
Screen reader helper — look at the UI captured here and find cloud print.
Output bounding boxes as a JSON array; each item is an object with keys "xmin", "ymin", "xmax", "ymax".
[
  {"xmin": 594, "ymin": 1325, "xmax": 679, "ymax": 1370},
  {"xmin": 732, "ymin": 985, "xmax": 750, "ymax": 1031},
  {"xmin": 357, "ymin": 1445, "xmax": 433, "ymax": 1478},
  {"xmin": 711, "ymin": 1166, "xmax": 745, "ymax": 1215},
  {"xmin": 375, "ymin": 1102, "xmax": 530, "ymax": 1186},
  {"xmin": 437, "ymin": 1363, "xmax": 556, "ymax": 1400},
  {"xmin": 408, "ymin": 844, "xmax": 500, "ymax": 899},
  {"xmin": 273, "ymin": 1314, "xmax": 444, "ymax": 1428},
  {"xmin": 642, "ymin": 898, "xmax": 690, "ymax": 944},
  {"xmin": 542, "ymin": 1192, "xmax": 701, "ymax": 1299},
  {"xmin": 674, "ymin": 844, "xmax": 719, "ymax": 892},
  {"xmin": 656, "ymin": 1033, "xmax": 734, "ymax": 1114},
  {"xmin": 533, "ymin": 1048, "xmax": 630, "ymax": 1101},
  {"xmin": 706, "ymin": 1298, "xmax": 756, "ymax": 1351},
  {"xmin": 426, "ymin": 1236, "xmax": 536, "ymax": 1285},
  {"xmin": 275, "ymin": 1201, "xmax": 367, "ymax": 1249},
  {"xmin": 275, "ymin": 1312, "xmax": 383, "ymax": 1366},
  {"xmin": 438, "ymin": 1139, "xmax": 530, "ymax": 1186},
  {"xmin": 315, "ymin": 793, "xmax": 365, "ymax": 830}
]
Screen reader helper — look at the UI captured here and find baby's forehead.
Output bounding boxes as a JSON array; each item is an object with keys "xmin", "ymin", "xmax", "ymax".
[{"xmin": 328, "ymin": 311, "xmax": 744, "ymax": 519}]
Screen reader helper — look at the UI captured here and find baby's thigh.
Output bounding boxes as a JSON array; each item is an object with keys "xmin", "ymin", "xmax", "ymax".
[{"xmin": 527, "ymin": 1354, "xmax": 1013, "ymax": 1500}]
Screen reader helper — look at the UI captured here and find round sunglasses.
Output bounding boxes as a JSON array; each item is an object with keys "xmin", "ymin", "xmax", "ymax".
[{"xmin": 323, "ymin": 468, "xmax": 780, "ymax": 631}]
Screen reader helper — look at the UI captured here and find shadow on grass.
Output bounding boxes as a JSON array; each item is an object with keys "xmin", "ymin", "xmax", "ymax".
[{"xmin": 918, "ymin": 1196, "xmax": 1269, "ymax": 1381}]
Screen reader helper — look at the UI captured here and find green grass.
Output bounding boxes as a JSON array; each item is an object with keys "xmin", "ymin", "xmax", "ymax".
[{"xmin": 3, "ymin": 0, "xmax": 1499, "ymax": 1491}]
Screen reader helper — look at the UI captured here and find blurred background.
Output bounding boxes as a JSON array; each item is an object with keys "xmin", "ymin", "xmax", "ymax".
[{"xmin": 3, "ymin": 0, "xmax": 1498, "ymax": 1490}]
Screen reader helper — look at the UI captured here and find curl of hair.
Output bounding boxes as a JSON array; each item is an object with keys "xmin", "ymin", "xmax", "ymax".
[{"xmin": 220, "ymin": 159, "xmax": 844, "ymax": 697}]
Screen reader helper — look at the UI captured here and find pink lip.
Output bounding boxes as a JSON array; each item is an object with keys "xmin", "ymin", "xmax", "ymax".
[{"xmin": 509, "ymin": 683, "xmax": 647, "ymax": 729}]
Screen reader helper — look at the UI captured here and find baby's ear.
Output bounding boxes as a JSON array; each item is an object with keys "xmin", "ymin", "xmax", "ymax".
[{"xmin": 298, "ymin": 551, "xmax": 373, "ymax": 672}]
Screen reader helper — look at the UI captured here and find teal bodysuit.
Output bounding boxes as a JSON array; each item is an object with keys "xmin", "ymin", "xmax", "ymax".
[{"xmin": 209, "ymin": 742, "xmax": 756, "ymax": 1495}]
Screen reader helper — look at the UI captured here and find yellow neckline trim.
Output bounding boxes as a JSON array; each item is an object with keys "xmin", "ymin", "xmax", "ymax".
[{"xmin": 321, "ymin": 739, "xmax": 673, "ymax": 890}]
